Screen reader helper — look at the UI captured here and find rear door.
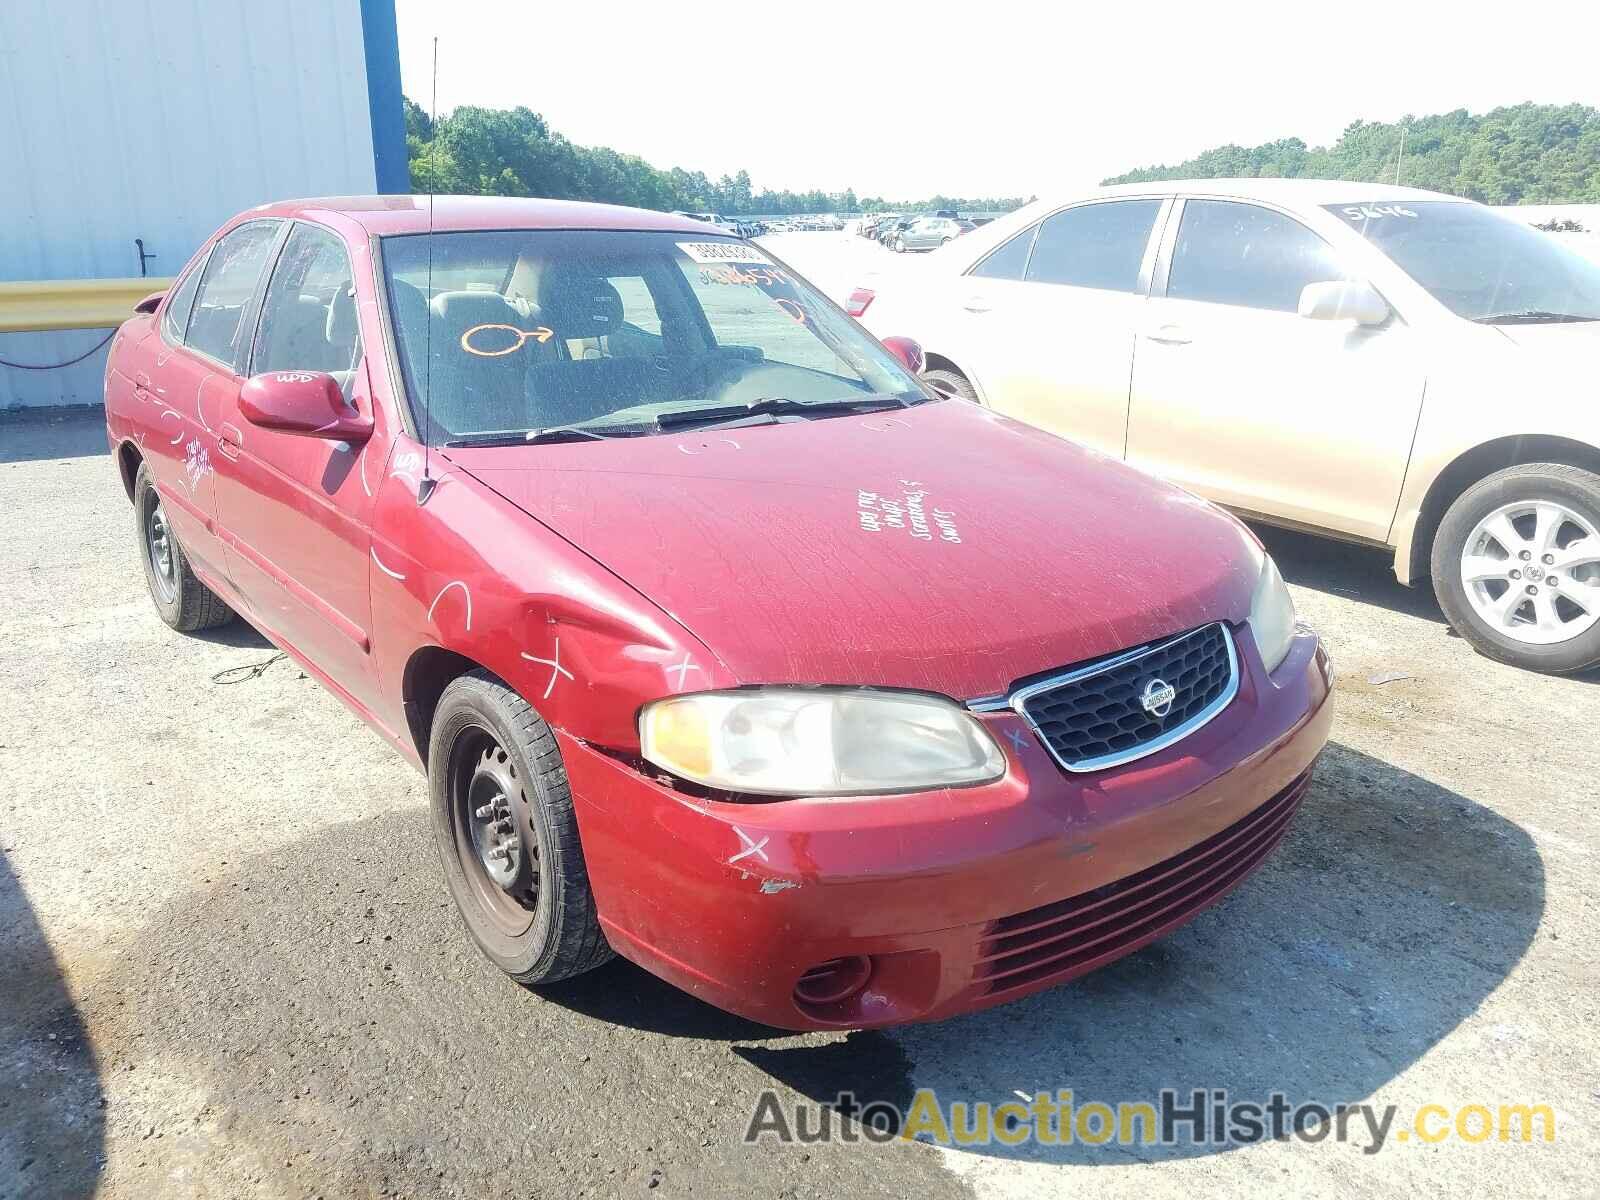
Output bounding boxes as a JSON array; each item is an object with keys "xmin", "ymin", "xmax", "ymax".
[
  {"xmin": 1126, "ymin": 198, "xmax": 1425, "ymax": 541},
  {"xmin": 953, "ymin": 198, "xmax": 1167, "ymax": 458},
  {"xmin": 146, "ymin": 221, "xmax": 283, "ymax": 578},
  {"xmin": 211, "ymin": 221, "xmax": 383, "ymax": 711}
]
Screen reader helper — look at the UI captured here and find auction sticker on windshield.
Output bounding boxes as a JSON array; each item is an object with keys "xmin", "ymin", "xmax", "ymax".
[{"xmin": 677, "ymin": 241, "xmax": 774, "ymax": 264}]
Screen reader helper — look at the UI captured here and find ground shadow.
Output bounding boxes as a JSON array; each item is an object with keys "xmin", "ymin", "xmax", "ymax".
[
  {"xmin": 1252, "ymin": 523, "xmax": 1448, "ymax": 624},
  {"xmin": 95, "ymin": 741, "xmax": 1542, "ymax": 1187},
  {"xmin": 0, "ymin": 853, "xmax": 105, "ymax": 1198},
  {"xmin": 760, "ymin": 741, "xmax": 1537, "ymax": 1166},
  {"xmin": 94, "ymin": 810, "xmax": 961, "ymax": 1199},
  {"xmin": 0, "ymin": 409, "xmax": 108, "ymax": 466}
]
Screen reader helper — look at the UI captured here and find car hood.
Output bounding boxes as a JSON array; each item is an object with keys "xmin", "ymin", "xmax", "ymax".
[
  {"xmin": 1492, "ymin": 319, "xmax": 1600, "ymax": 352},
  {"xmin": 445, "ymin": 401, "xmax": 1257, "ymax": 700}
]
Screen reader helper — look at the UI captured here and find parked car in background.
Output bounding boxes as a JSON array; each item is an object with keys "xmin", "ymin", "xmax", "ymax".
[
  {"xmin": 104, "ymin": 195, "xmax": 1328, "ymax": 1030},
  {"xmin": 850, "ymin": 180, "xmax": 1600, "ymax": 673},
  {"xmin": 894, "ymin": 216, "xmax": 973, "ymax": 252},
  {"xmin": 878, "ymin": 216, "xmax": 917, "ymax": 247}
]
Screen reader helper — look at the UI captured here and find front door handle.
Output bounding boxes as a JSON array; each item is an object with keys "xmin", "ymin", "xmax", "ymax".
[
  {"xmin": 962, "ymin": 298, "xmax": 992, "ymax": 314},
  {"xmin": 1145, "ymin": 324, "xmax": 1192, "ymax": 345}
]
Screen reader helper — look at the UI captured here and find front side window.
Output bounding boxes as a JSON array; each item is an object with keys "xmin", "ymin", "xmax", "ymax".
[
  {"xmin": 160, "ymin": 252, "xmax": 209, "ymax": 345},
  {"xmin": 1326, "ymin": 200, "xmax": 1600, "ymax": 323},
  {"xmin": 380, "ymin": 231, "xmax": 925, "ymax": 442},
  {"xmin": 1025, "ymin": 200, "xmax": 1161, "ymax": 292},
  {"xmin": 1167, "ymin": 201, "xmax": 1344, "ymax": 313},
  {"xmin": 251, "ymin": 224, "xmax": 363, "ymax": 394},
  {"xmin": 186, "ymin": 221, "xmax": 281, "ymax": 366},
  {"xmin": 969, "ymin": 227, "xmax": 1037, "ymax": 281}
]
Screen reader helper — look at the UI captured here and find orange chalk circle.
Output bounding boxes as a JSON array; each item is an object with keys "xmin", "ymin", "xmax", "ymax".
[{"xmin": 460, "ymin": 323, "xmax": 556, "ymax": 357}]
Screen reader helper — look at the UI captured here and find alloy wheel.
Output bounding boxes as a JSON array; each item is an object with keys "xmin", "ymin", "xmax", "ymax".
[{"xmin": 1460, "ymin": 499, "xmax": 1600, "ymax": 645}]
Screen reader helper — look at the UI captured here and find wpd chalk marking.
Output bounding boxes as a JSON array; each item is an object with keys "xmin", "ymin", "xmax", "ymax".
[
  {"xmin": 427, "ymin": 580, "xmax": 472, "ymax": 631},
  {"xmin": 521, "ymin": 637, "xmax": 575, "ymax": 700},
  {"xmin": 668, "ymin": 655, "xmax": 699, "ymax": 688},
  {"xmin": 728, "ymin": 827, "xmax": 770, "ymax": 865},
  {"xmin": 370, "ymin": 547, "xmax": 406, "ymax": 581}
]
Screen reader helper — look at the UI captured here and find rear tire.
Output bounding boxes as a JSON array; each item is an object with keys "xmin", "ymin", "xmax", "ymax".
[
  {"xmin": 134, "ymin": 461, "xmax": 234, "ymax": 632},
  {"xmin": 428, "ymin": 670, "xmax": 613, "ymax": 985},
  {"xmin": 922, "ymin": 367, "xmax": 980, "ymax": 404},
  {"xmin": 1431, "ymin": 462, "xmax": 1600, "ymax": 674}
]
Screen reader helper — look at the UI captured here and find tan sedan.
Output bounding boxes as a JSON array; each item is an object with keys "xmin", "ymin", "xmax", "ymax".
[{"xmin": 851, "ymin": 179, "xmax": 1600, "ymax": 674}]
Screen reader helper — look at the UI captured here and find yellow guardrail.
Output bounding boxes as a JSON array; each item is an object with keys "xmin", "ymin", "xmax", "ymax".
[{"xmin": 0, "ymin": 277, "xmax": 175, "ymax": 334}]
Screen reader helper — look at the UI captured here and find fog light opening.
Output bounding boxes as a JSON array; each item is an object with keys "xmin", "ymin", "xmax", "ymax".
[{"xmin": 794, "ymin": 955, "xmax": 873, "ymax": 1006}]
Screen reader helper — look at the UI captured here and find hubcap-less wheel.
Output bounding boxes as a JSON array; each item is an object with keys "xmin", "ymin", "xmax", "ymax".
[
  {"xmin": 145, "ymin": 501, "xmax": 177, "ymax": 603},
  {"xmin": 449, "ymin": 727, "xmax": 540, "ymax": 938},
  {"xmin": 1460, "ymin": 499, "xmax": 1600, "ymax": 645}
]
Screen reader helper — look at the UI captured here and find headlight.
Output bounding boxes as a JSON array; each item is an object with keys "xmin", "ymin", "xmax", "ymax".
[
  {"xmin": 1250, "ymin": 554, "xmax": 1297, "ymax": 674},
  {"xmin": 639, "ymin": 688, "xmax": 1006, "ymax": 797}
]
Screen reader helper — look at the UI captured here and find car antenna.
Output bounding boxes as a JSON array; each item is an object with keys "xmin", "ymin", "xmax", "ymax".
[{"xmin": 417, "ymin": 35, "xmax": 440, "ymax": 505}]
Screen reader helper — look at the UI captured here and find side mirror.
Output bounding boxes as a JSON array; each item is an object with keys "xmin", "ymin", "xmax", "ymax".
[
  {"xmin": 881, "ymin": 335, "xmax": 925, "ymax": 375},
  {"xmin": 239, "ymin": 371, "xmax": 372, "ymax": 441},
  {"xmin": 1299, "ymin": 280, "xmax": 1390, "ymax": 326},
  {"xmin": 134, "ymin": 291, "xmax": 166, "ymax": 316}
]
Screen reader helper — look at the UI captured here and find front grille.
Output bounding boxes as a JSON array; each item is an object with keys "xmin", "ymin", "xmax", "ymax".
[
  {"xmin": 971, "ymin": 769, "xmax": 1311, "ymax": 997},
  {"xmin": 1018, "ymin": 623, "xmax": 1236, "ymax": 771}
]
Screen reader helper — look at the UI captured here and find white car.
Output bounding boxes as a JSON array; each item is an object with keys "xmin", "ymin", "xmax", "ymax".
[{"xmin": 850, "ymin": 179, "xmax": 1600, "ymax": 673}]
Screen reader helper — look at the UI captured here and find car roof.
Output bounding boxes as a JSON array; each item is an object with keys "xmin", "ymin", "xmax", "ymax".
[
  {"xmin": 244, "ymin": 195, "xmax": 722, "ymax": 237},
  {"xmin": 1085, "ymin": 178, "xmax": 1470, "ymax": 205}
]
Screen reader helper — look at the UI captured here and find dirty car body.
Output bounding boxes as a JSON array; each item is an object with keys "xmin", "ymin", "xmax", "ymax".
[{"xmin": 103, "ymin": 196, "xmax": 1331, "ymax": 1030}]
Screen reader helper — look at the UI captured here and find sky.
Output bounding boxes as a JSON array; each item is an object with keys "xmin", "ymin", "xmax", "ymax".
[{"xmin": 394, "ymin": 0, "xmax": 1600, "ymax": 201}]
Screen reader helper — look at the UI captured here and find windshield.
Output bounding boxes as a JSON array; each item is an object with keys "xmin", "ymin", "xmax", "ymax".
[
  {"xmin": 1326, "ymin": 201, "xmax": 1600, "ymax": 322},
  {"xmin": 379, "ymin": 230, "xmax": 926, "ymax": 442}
]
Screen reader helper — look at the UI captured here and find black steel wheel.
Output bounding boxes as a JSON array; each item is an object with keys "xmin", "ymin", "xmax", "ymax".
[
  {"xmin": 134, "ymin": 459, "xmax": 234, "ymax": 632},
  {"xmin": 428, "ymin": 670, "xmax": 612, "ymax": 984}
]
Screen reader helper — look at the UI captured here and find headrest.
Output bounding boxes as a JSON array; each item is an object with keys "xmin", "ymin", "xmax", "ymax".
[
  {"xmin": 326, "ymin": 284, "xmax": 358, "ymax": 352},
  {"xmin": 537, "ymin": 270, "xmax": 623, "ymax": 340},
  {"xmin": 428, "ymin": 290, "xmax": 521, "ymax": 327}
]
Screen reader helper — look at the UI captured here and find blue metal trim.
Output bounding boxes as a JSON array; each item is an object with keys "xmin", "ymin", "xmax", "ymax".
[{"xmin": 358, "ymin": 0, "xmax": 408, "ymax": 194}]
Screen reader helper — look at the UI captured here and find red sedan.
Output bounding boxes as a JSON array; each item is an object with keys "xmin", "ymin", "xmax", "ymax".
[{"xmin": 104, "ymin": 197, "xmax": 1331, "ymax": 1030}]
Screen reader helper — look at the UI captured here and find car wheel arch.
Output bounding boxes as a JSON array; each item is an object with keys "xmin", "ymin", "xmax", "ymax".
[
  {"xmin": 403, "ymin": 645, "xmax": 508, "ymax": 766},
  {"xmin": 1405, "ymin": 433, "xmax": 1600, "ymax": 585},
  {"xmin": 116, "ymin": 439, "xmax": 143, "ymax": 503}
]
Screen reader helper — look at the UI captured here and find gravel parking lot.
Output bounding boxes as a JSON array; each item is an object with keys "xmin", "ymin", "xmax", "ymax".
[{"xmin": 2, "ymin": 256, "xmax": 1595, "ymax": 1196}]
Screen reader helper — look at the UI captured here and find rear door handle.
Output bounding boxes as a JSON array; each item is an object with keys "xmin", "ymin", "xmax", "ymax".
[
  {"xmin": 1145, "ymin": 324, "xmax": 1192, "ymax": 345},
  {"xmin": 962, "ymin": 298, "xmax": 992, "ymax": 314}
]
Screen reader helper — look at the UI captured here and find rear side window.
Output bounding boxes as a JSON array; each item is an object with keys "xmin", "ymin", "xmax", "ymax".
[
  {"xmin": 252, "ymin": 224, "xmax": 363, "ymax": 391},
  {"xmin": 186, "ymin": 221, "xmax": 281, "ymax": 366},
  {"xmin": 1025, "ymin": 200, "xmax": 1161, "ymax": 292},
  {"xmin": 160, "ymin": 254, "xmax": 208, "ymax": 344},
  {"xmin": 969, "ymin": 227, "xmax": 1036, "ymax": 281},
  {"xmin": 1167, "ymin": 200, "xmax": 1345, "ymax": 312}
]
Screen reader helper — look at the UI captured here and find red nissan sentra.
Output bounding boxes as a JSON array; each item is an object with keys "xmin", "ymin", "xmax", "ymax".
[{"xmin": 104, "ymin": 197, "xmax": 1331, "ymax": 1030}]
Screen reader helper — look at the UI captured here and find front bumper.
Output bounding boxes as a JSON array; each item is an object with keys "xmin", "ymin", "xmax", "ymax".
[{"xmin": 561, "ymin": 623, "xmax": 1332, "ymax": 1031}]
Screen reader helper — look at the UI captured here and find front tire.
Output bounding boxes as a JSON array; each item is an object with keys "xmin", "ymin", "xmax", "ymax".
[
  {"xmin": 893, "ymin": 237, "xmax": 905, "ymax": 253},
  {"xmin": 921, "ymin": 367, "xmax": 980, "ymax": 404},
  {"xmin": 1432, "ymin": 462, "xmax": 1600, "ymax": 674},
  {"xmin": 428, "ymin": 670, "xmax": 612, "ymax": 984},
  {"xmin": 134, "ymin": 461, "xmax": 234, "ymax": 632}
]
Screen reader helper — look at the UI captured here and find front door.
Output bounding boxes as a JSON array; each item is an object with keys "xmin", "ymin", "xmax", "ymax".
[
  {"xmin": 210, "ymin": 221, "xmax": 384, "ymax": 712},
  {"xmin": 1126, "ymin": 199, "xmax": 1424, "ymax": 542}
]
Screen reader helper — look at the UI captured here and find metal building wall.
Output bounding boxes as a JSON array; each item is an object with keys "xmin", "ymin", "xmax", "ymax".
[{"xmin": 0, "ymin": 0, "xmax": 399, "ymax": 408}]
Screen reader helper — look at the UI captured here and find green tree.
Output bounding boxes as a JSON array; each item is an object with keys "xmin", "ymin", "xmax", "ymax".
[{"xmin": 1102, "ymin": 103, "xmax": 1600, "ymax": 204}]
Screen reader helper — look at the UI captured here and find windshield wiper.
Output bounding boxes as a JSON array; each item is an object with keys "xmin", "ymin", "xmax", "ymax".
[
  {"xmin": 1472, "ymin": 310, "xmax": 1600, "ymax": 324},
  {"xmin": 655, "ymin": 394, "xmax": 909, "ymax": 432},
  {"xmin": 442, "ymin": 426, "xmax": 633, "ymax": 448}
]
